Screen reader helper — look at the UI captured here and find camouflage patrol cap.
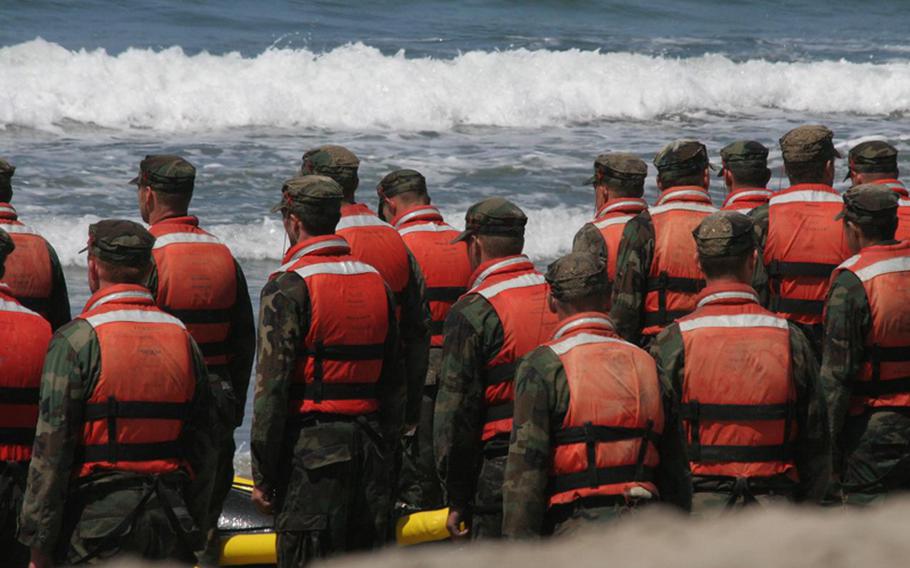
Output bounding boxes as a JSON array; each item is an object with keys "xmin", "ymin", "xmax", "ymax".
[
  {"xmin": 848, "ymin": 140, "xmax": 898, "ymax": 174},
  {"xmin": 653, "ymin": 140, "xmax": 714, "ymax": 176},
  {"xmin": 835, "ymin": 183, "xmax": 899, "ymax": 226},
  {"xmin": 129, "ymin": 155, "xmax": 196, "ymax": 194},
  {"xmin": 272, "ymin": 175, "xmax": 344, "ymax": 214},
  {"xmin": 83, "ymin": 219, "xmax": 155, "ymax": 267},
  {"xmin": 779, "ymin": 125, "xmax": 841, "ymax": 163},
  {"xmin": 546, "ymin": 252, "xmax": 608, "ymax": 301},
  {"xmin": 452, "ymin": 197, "xmax": 527, "ymax": 243},
  {"xmin": 584, "ymin": 153, "xmax": 648, "ymax": 185},
  {"xmin": 0, "ymin": 158, "xmax": 14, "ymax": 196},
  {"xmin": 300, "ymin": 145, "xmax": 360, "ymax": 193},
  {"xmin": 693, "ymin": 211, "xmax": 756, "ymax": 258},
  {"xmin": 377, "ymin": 169, "xmax": 427, "ymax": 197},
  {"xmin": 0, "ymin": 227, "xmax": 15, "ymax": 259},
  {"xmin": 719, "ymin": 140, "xmax": 769, "ymax": 177}
]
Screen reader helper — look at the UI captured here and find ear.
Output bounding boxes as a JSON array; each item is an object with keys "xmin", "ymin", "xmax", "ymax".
[
  {"xmin": 702, "ymin": 167, "xmax": 710, "ymax": 190},
  {"xmin": 723, "ymin": 169, "xmax": 734, "ymax": 188},
  {"xmin": 547, "ymin": 292, "xmax": 558, "ymax": 314}
]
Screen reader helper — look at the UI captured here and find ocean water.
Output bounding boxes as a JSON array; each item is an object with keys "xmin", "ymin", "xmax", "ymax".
[{"xmin": 2, "ymin": 0, "xmax": 910, "ymax": 465}]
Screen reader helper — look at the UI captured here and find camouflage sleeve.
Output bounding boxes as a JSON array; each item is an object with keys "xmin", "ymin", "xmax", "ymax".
[
  {"xmin": 227, "ymin": 260, "xmax": 256, "ymax": 426},
  {"xmin": 788, "ymin": 323, "xmax": 831, "ymax": 502},
  {"xmin": 434, "ymin": 294, "xmax": 503, "ymax": 509},
  {"xmin": 572, "ymin": 223, "xmax": 607, "ymax": 265},
  {"xmin": 610, "ymin": 213, "xmax": 654, "ymax": 345},
  {"xmin": 18, "ymin": 320, "xmax": 99, "ymax": 553},
  {"xmin": 819, "ymin": 270, "xmax": 870, "ymax": 474},
  {"xmin": 378, "ymin": 287, "xmax": 404, "ymax": 442},
  {"xmin": 400, "ymin": 252, "xmax": 431, "ymax": 426},
  {"xmin": 183, "ymin": 337, "xmax": 220, "ymax": 532},
  {"xmin": 502, "ymin": 347, "xmax": 566, "ymax": 539},
  {"xmin": 749, "ymin": 205, "xmax": 770, "ymax": 306},
  {"xmin": 251, "ymin": 273, "xmax": 308, "ymax": 492},
  {"xmin": 44, "ymin": 241, "xmax": 71, "ymax": 331},
  {"xmin": 649, "ymin": 325, "xmax": 693, "ymax": 510}
]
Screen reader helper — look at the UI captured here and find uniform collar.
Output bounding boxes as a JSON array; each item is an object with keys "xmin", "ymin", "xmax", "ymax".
[
  {"xmin": 695, "ymin": 282, "xmax": 760, "ymax": 309},
  {"xmin": 0, "ymin": 202, "xmax": 18, "ymax": 221},
  {"xmin": 871, "ymin": 178, "xmax": 909, "ymax": 198},
  {"xmin": 656, "ymin": 186, "xmax": 712, "ymax": 206},
  {"xmin": 595, "ymin": 198, "xmax": 648, "ymax": 219},
  {"xmin": 151, "ymin": 215, "xmax": 199, "ymax": 228},
  {"xmin": 281, "ymin": 234, "xmax": 351, "ymax": 266},
  {"xmin": 0, "ymin": 282, "xmax": 14, "ymax": 299},
  {"xmin": 552, "ymin": 312, "xmax": 617, "ymax": 340},
  {"xmin": 392, "ymin": 205, "xmax": 444, "ymax": 229},
  {"xmin": 469, "ymin": 254, "xmax": 534, "ymax": 289},
  {"xmin": 723, "ymin": 188, "xmax": 772, "ymax": 208},
  {"xmin": 83, "ymin": 283, "xmax": 155, "ymax": 313},
  {"xmin": 781, "ymin": 183, "xmax": 838, "ymax": 195}
]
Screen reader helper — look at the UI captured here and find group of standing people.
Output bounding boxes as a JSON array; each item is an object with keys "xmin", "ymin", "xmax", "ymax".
[{"xmin": 0, "ymin": 122, "xmax": 908, "ymax": 567}]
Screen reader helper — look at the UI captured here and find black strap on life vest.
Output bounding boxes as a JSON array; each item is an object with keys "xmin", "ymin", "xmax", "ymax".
[
  {"xmin": 0, "ymin": 386, "xmax": 39, "ymax": 404},
  {"xmin": 483, "ymin": 362, "xmax": 517, "ymax": 386},
  {"xmin": 0, "ymin": 387, "xmax": 40, "ymax": 447},
  {"xmin": 302, "ymin": 341, "xmax": 385, "ymax": 404},
  {"xmin": 425, "ymin": 286, "xmax": 467, "ymax": 303},
  {"xmin": 682, "ymin": 400, "xmax": 795, "ymax": 463},
  {"xmin": 18, "ymin": 296, "xmax": 50, "ymax": 319},
  {"xmin": 484, "ymin": 400, "xmax": 514, "ymax": 425},
  {"xmin": 0, "ymin": 427, "xmax": 35, "ymax": 446},
  {"xmin": 429, "ymin": 320, "xmax": 445, "ymax": 336},
  {"xmin": 645, "ymin": 271, "xmax": 704, "ymax": 327},
  {"xmin": 768, "ymin": 296, "xmax": 825, "ymax": 317},
  {"xmin": 766, "ymin": 260, "xmax": 836, "ymax": 317}
]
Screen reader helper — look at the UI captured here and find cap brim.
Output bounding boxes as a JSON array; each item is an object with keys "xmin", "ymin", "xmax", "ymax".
[
  {"xmin": 451, "ymin": 229, "xmax": 474, "ymax": 243},
  {"xmin": 834, "ymin": 210, "xmax": 846, "ymax": 221},
  {"xmin": 834, "ymin": 147, "xmax": 844, "ymax": 159},
  {"xmin": 128, "ymin": 176, "xmax": 139, "ymax": 186},
  {"xmin": 707, "ymin": 162, "xmax": 719, "ymax": 172},
  {"xmin": 581, "ymin": 175, "xmax": 596, "ymax": 186},
  {"xmin": 843, "ymin": 170, "xmax": 852, "ymax": 182},
  {"xmin": 78, "ymin": 245, "xmax": 89, "ymax": 253},
  {"xmin": 269, "ymin": 201, "xmax": 285, "ymax": 214},
  {"xmin": 716, "ymin": 166, "xmax": 725, "ymax": 178}
]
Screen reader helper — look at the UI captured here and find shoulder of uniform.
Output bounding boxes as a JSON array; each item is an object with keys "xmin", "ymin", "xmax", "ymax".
[
  {"xmin": 448, "ymin": 292, "xmax": 497, "ymax": 332},
  {"xmin": 749, "ymin": 203, "xmax": 770, "ymax": 221},
  {"xmin": 53, "ymin": 318, "xmax": 96, "ymax": 353},
  {"xmin": 263, "ymin": 270, "xmax": 307, "ymax": 304},
  {"xmin": 650, "ymin": 321, "xmax": 682, "ymax": 351}
]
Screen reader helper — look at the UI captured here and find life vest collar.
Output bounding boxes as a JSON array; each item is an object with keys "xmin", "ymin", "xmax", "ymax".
[
  {"xmin": 392, "ymin": 205, "xmax": 444, "ymax": 229},
  {"xmin": 552, "ymin": 311, "xmax": 617, "ymax": 340},
  {"xmin": 83, "ymin": 284, "xmax": 155, "ymax": 313},
  {"xmin": 871, "ymin": 178, "xmax": 909, "ymax": 198},
  {"xmin": 696, "ymin": 282, "xmax": 761, "ymax": 309},
  {"xmin": 468, "ymin": 254, "xmax": 534, "ymax": 289},
  {"xmin": 280, "ymin": 235, "xmax": 352, "ymax": 271},
  {"xmin": 0, "ymin": 202, "xmax": 18, "ymax": 221},
  {"xmin": 769, "ymin": 183, "xmax": 841, "ymax": 206},
  {"xmin": 595, "ymin": 198, "xmax": 648, "ymax": 219},
  {"xmin": 839, "ymin": 241, "xmax": 910, "ymax": 283},
  {"xmin": 723, "ymin": 188, "xmax": 773, "ymax": 208},
  {"xmin": 338, "ymin": 202, "xmax": 394, "ymax": 231},
  {"xmin": 0, "ymin": 285, "xmax": 39, "ymax": 315},
  {"xmin": 656, "ymin": 186, "xmax": 712, "ymax": 206},
  {"xmin": 151, "ymin": 215, "xmax": 200, "ymax": 228}
]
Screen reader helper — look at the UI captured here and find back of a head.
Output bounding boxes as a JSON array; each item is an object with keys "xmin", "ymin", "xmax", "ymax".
[
  {"xmin": 300, "ymin": 145, "xmax": 360, "ymax": 197},
  {"xmin": 0, "ymin": 227, "xmax": 15, "ymax": 280},
  {"xmin": 590, "ymin": 153, "xmax": 647, "ymax": 198},
  {"xmin": 86, "ymin": 219, "xmax": 155, "ymax": 284},
  {"xmin": 0, "ymin": 158, "xmax": 15, "ymax": 203},
  {"xmin": 275, "ymin": 175, "xmax": 344, "ymax": 236},
  {"xmin": 454, "ymin": 197, "xmax": 527, "ymax": 259},
  {"xmin": 131, "ymin": 154, "xmax": 196, "ymax": 213},
  {"xmin": 546, "ymin": 252, "xmax": 609, "ymax": 312},
  {"xmin": 848, "ymin": 140, "xmax": 899, "ymax": 181},
  {"xmin": 721, "ymin": 140, "xmax": 771, "ymax": 188},
  {"xmin": 839, "ymin": 184, "xmax": 900, "ymax": 242},
  {"xmin": 779, "ymin": 125, "xmax": 840, "ymax": 185},
  {"xmin": 693, "ymin": 211, "xmax": 756, "ymax": 281},
  {"xmin": 654, "ymin": 140, "xmax": 711, "ymax": 189},
  {"xmin": 377, "ymin": 169, "xmax": 429, "ymax": 206}
]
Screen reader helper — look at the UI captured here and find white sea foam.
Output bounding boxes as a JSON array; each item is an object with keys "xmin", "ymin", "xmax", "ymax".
[{"xmin": 4, "ymin": 38, "xmax": 910, "ymax": 133}]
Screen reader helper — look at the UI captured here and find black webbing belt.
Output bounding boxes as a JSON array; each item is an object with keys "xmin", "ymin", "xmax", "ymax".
[
  {"xmin": 426, "ymin": 287, "xmax": 467, "ymax": 303},
  {"xmin": 769, "ymin": 297, "xmax": 824, "ymax": 317},
  {"xmin": 682, "ymin": 400, "xmax": 795, "ymax": 463},
  {"xmin": 483, "ymin": 362, "xmax": 517, "ymax": 386},
  {"xmin": 645, "ymin": 271, "xmax": 704, "ymax": 327},
  {"xmin": 301, "ymin": 342, "xmax": 385, "ymax": 404},
  {"xmin": 0, "ymin": 428, "xmax": 35, "ymax": 446},
  {"xmin": 429, "ymin": 320, "xmax": 445, "ymax": 336},
  {"xmin": 484, "ymin": 401, "xmax": 514, "ymax": 424},
  {"xmin": 0, "ymin": 386, "xmax": 39, "ymax": 404},
  {"xmin": 767, "ymin": 260, "xmax": 837, "ymax": 317},
  {"xmin": 165, "ymin": 307, "xmax": 232, "ymax": 325},
  {"xmin": 0, "ymin": 387, "xmax": 41, "ymax": 447},
  {"xmin": 853, "ymin": 344, "xmax": 910, "ymax": 397}
]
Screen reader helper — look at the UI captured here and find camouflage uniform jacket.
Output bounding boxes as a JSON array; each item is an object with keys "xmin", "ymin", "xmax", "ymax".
[
  {"xmin": 572, "ymin": 198, "xmax": 649, "ymax": 288},
  {"xmin": 502, "ymin": 314, "xmax": 691, "ymax": 538},
  {"xmin": 748, "ymin": 203, "xmax": 775, "ymax": 310},
  {"xmin": 17, "ymin": 286, "xmax": 216, "ymax": 554},
  {"xmin": 251, "ymin": 236, "xmax": 403, "ymax": 494}
]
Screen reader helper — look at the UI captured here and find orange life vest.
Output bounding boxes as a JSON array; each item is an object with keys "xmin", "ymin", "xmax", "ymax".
[
  {"xmin": 590, "ymin": 198, "xmax": 648, "ymax": 282},
  {"xmin": 0, "ymin": 203, "xmax": 54, "ymax": 318},
  {"xmin": 721, "ymin": 188, "xmax": 773, "ymax": 215},
  {"xmin": 678, "ymin": 284, "xmax": 798, "ymax": 482},
  {"xmin": 545, "ymin": 313, "xmax": 663, "ymax": 509},
  {"xmin": 275, "ymin": 235, "xmax": 391, "ymax": 416},
  {"xmin": 393, "ymin": 205, "xmax": 471, "ymax": 347},
  {"xmin": 764, "ymin": 184, "xmax": 850, "ymax": 326},
  {"xmin": 466, "ymin": 256, "xmax": 560, "ymax": 441},
  {"xmin": 0, "ymin": 285, "xmax": 52, "ymax": 463},
  {"xmin": 869, "ymin": 179, "xmax": 910, "ymax": 242},
  {"xmin": 337, "ymin": 203, "xmax": 411, "ymax": 297},
  {"xmin": 149, "ymin": 216, "xmax": 238, "ymax": 369},
  {"xmin": 643, "ymin": 187, "xmax": 717, "ymax": 337},
  {"xmin": 830, "ymin": 242, "xmax": 910, "ymax": 414},
  {"xmin": 76, "ymin": 284, "xmax": 195, "ymax": 478}
]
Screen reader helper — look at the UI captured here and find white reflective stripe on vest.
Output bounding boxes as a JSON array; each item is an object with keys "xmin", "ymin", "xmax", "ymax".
[
  {"xmin": 0, "ymin": 205, "xmax": 17, "ymax": 216},
  {"xmin": 594, "ymin": 215, "xmax": 633, "ymax": 230},
  {"xmin": 852, "ymin": 256, "xmax": 910, "ymax": 282},
  {"xmin": 553, "ymin": 316, "xmax": 614, "ymax": 339},
  {"xmin": 294, "ymin": 260, "xmax": 380, "ymax": 279},
  {"xmin": 399, "ymin": 222, "xmax": 456, "ymax": 236},
  {"xmin": 1, "ymin": 224, "xmax": 38, "ymax": 235},
  {"xmin": 649, "ymin": 202, "xmax": 717, "ymax": 216},
  {"xmin": 278, "ymin": 238, "xmax": 350, "ymax": 272},
  {"xmin": 600, "ymin": 199, "xmax": 647, "ymax": 215},
  {"xmin": 85, "ymin": 309, "xmax": 186, "ymax": 329},
  {"xmin": 549, "ymin": 332, "xmax": 626, "ymax": 356},
  {"xmin": 679, "ymin": 313, "xmax": 789, "ymax": 332},
  {"xmin": 395, "ymin": 207, "xmax": 441, "ymax": 228},
  {"xmin": 336, "ymin": 215, "xmax": 393, "ymax": 230},
  {"xmin": 696, "ymin": 291, "xmax": 760, "ymax": 308},
  {"xmin": 477, "ymin": 273, "xmax": 545, "ymax": 300},
  {"xmin": 657, "ymin": 189, "xmax": 712, "ymax": 205},
  {"xmin": 86, "ymin": 290, "xmax": 156, "ymax": 311},
  {"xmin": 0, "ymin": 297, "xmax": 40, "ymax": 316},
  {"xmin": 837, "ymin": 254, "xmax": 861, "ymax": 271},
  {"xmin": 471, "ymin": 256, "xmax": 531, "ymax": 289},
  {"xmin": 726, "ymin": 190, "xmax": 772, "ymax": 206},
  {"xmin": 769, "ymin": 190, "xmax": 842, "ymax": 206},
  {"xmin": 900, "ymin": 199, "xmax": 910, "ymax": 208},
  {"xmin": 153, "ymin": 232, "xmax": 222, "ymax": 249}
]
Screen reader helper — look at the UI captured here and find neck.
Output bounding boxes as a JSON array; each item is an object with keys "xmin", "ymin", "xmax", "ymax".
[
  {"xmin": 149, "ymin": 208, "xmax": 189, "ymax": 224},
  {"xmin": 705, "ymin": 275, "xmax": 751, "ymax": 288}
]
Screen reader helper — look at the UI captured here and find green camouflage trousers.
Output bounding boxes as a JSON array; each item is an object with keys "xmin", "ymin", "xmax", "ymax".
[
  {"xmin": 471, "ymin": 441, "xmax": 508, "ymax": 540},
  {"xmin": 840, "ymin": 411, "xmax": 910, "ymax": 506},
  {"xmin": 0, "ymin": 462, "xmax": 28, "ymax": 568}
]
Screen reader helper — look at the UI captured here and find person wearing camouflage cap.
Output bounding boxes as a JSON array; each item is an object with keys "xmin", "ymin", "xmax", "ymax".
[
  {"xmin": 719, "ymin": 141, "xmax": 774, "ymax": 214},
  {"xmin": 573, "ymin": 153, "xmax": 649, "ymax": 297},
  {"xmin": 502, "ymin": 252, "xmax": 690, "ymax": 538},
  {"xmin": 750, "ymin": 125, "xmax": 850, "ymax": 355},
  {"xmin": 0, "ymin": 226, "xmax": 52, "ymax": 568},
  {"xmin": 609, "ymin": 140, "xmax": 717, "ymax": 347},
  {"xmin": 132, "ymin": 154, "xmax": 255, "ymax": 557},
  {"xmin": 845, "ymin": 140, "xmax": 910, "ymax": 241},
  {"xmin": 376, "ymin": 169, "xmax": 472, "ymax": 515},
  {"xmin": 435, "ymin": 197, "xmax": 559, "ymax": 540},
  {"xmin": 821, "ymin": 184, "xmax": 910, "ymax": 506},
  {"xmin": 252, "ymin": 175, "xmax": 406, "ymax": 566},
  {"xmin": 0, "ymin": 157, "xmax": 71, "ymax": 331},
  {"xmin": 650, "ymin": 211, "xmax": 828, "ymax": 515},
  {"xmin": 18, "ymin": 219, "xmax": 218, "ymax": 565}
]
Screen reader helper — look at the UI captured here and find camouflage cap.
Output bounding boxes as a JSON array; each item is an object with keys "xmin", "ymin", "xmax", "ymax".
[
  {"xmin": 546, "ymin": 252, "xmax": 608, "ymax": 301},
  {"xmin": 129, "ymin": 155, "xmax": 196, "ymax": 194},
  {"xmin": 83, "ymin": 219, "xmax": 155, "ymax": 267},
  {"xmin": 719, "ymin": 140, "xmax": 769, "ymax": 177},
  {"xmin": 300, "ymin": 145, "xmax": 360, "ymax": 193},
  {"xmin": 693, "ymin": 211, "xmax": 756, "ymax": 258},
  {"xmin": 848, "ymin": 140, "xmax": 898, "ymax": 174},
  {"xmin": 653, "ymin": 140, "xmax": 714, "ymax": 176},
  {"xmin": 452, "ymin": 197, "xmax": 527, "ymax": 243},
  {"xmin": 779, "ymin": 125, "xmax": 841, "ymax": 163},
  {"xmin": 584, "ymin": 152, "xmax": 648, "ymax": 185},
  {"xmin": 835, "ymin": 183, "xmax": 899, "ymax": 225},
  {"xmin": 0, "ymin": 227, "xmax": 15, "ymax": 258},
  {"xmin": 272, "ymin": 175, "xmax": 344, "ymax": 214},
  {"xmin": 0, "ymin": 158, "xmax": 14, "ymax": 196},
  {"xmin": 377, "ymin": 169, "xmax": 427, "ymax": 197}
]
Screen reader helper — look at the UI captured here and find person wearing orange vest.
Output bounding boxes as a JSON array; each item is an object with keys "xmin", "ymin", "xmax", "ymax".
[
  {"xmin": 299, "ymin": 146, "xmax": 430, "ymax": 433},
  {"xmin": 0, "ymin": 158, "xmax": 70, "ymax": 330},
  {"xmin": 377, "ymin": 169, "xmax": 472, "ymax": 513},
  {"xmin": 132, "ymin": 154, "xmax": 255, "ymax": 553},
  {"xmin": 751, "ymin": 125, "xmax": 851, "ymax": 354},
  {"xmin": 822, "ymin": 185, "xmax": 910, "ymax": 505},
  {"xmin": 251, "ymin": 176, "xmax": 405, "ymax": 566},
  {"xmin": 502, "ymin": 252, "xmax": 690, "ymax": 538},
  {"xmin": 17, "ymin": 220, "xmax": 217, "ymax": 566},
  {"xmin": 844, "ymin": 140, "xmax": 910, "ymax": 241},
  {"xmin": 651, "ymin": 212, "xmax": 829, "ymax": 514},
  {"xmin": 0, "ymin": 228, "xmax": 53, "ymax": 568},
  {"xmin": 434, "ymin": 197, "xmax": 559, "ymax": 540},
  {"xmin": 572, "ymin": 153, "xmax": 649, "ymax": 302},
  {"xmin": 719, "ymin": 141, "xmax": 773, "ymax": 215},
  {"xmin": 610, "ymin": 140, "xmax": 718, "ymax": 347}
]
